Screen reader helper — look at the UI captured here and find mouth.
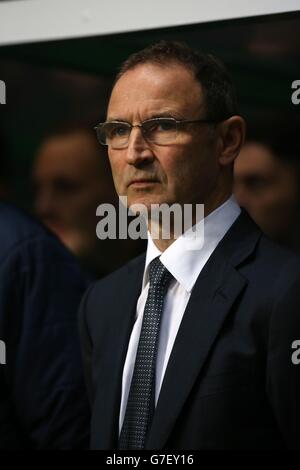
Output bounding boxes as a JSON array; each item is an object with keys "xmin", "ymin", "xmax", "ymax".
[{"xmin": 128, "ymin": 179, "xmax": 159, "ymax": 188}]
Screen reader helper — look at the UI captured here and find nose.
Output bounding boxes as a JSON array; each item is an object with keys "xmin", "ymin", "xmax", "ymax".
[
  {"xmin": 125, "ymin": 126, "xmax": 155, "ymax": 166},
  {"xmin": 35, "ymin": 186, "xmax": 58, "ymax": 221}
]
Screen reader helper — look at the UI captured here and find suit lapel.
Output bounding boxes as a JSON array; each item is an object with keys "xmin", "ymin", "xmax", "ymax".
[
  {"xmin": 146, "ymin": 211, "xmax": 261, "ymax": 449},
  {"xmin": 94, "ymin": 254, "xmax": 145, "ymax": 449}
]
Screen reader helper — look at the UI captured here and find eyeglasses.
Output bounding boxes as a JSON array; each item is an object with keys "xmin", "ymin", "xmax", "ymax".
[{"xmin": 94, "ymin": 117, "xmax": 224, "ymax": 149}]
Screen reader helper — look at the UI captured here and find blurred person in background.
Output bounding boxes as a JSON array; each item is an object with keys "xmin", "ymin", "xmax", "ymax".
[
  {"xmin": 32, "ymin": 125, "xmax": 143, "ymax": 278},
  {"xmin": 0, "ymin": 131, "xmax": 90, "ymax": 449},
  {"xmin": 0, "ymin": 128, "xmax": 12, "ymax": 201},
  {"xmin": 234, "ymin": 123, "xmax": 300, "ymax": 250}
]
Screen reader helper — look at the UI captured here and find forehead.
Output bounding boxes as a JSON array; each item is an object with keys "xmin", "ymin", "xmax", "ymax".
[
  {"xmin": 235, "ymin": 143, "xmax": 279, "ymax": 176},
  {"xmin": 35, "ymin": 133, "xmax": 100, "ymax": 178},
  {"xmin": 107, "ymin": 62, "xmax": 204, "ymax": 119}
]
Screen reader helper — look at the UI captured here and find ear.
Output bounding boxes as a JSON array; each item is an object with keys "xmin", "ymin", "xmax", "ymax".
[{"xmin": 217, "ymin": 116, "xmax": 246, "ymax": 167}]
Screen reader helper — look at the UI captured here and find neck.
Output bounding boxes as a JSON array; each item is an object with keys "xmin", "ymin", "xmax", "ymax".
[{"xmin": 148, "ymin": 189, "xmax": 233, "ymax": 252}]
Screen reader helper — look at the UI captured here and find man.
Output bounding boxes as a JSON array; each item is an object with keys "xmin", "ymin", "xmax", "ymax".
[
  {"xmin": 234, "ymin": 125, "xmax": 300, "ymax": 249},
  {"xmin": 33, "ymin": 126, "xmax": 144, "ymax": 278},
  {"xmin": 0, "ymin": 201, "xmax": 90, "ymax": 449},
  {"xmin": 33, "ymin": 127, "xmax": 115, "ymax": 277},
  {"xmin": 79, "ymin": 41, "xmax": 300, "ymax": 450}
]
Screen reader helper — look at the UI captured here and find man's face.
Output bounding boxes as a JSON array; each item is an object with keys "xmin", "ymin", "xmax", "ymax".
[
  {"xmin": 107, "ymin": 63, "xmax": 220, "ymax": 212},
  {"xmin": 33, "ymin": 131, "xmax": 114, "ymax": 256},
  {"xmin": 234, "ymin": 142, "xmax": 299, "ymax": 240}
]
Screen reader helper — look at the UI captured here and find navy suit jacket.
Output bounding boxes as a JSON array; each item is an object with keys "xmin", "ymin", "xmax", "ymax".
[
  {"xmin": 79, "ymin": 211, "xmax": 300, "ymax": 449},
  {"xmin": 0, "ymin": 203, "xmax": 90, "ymax": 449}
]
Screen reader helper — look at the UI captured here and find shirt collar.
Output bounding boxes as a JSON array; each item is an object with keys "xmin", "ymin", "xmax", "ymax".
[{"xmin": 142, "ymin": 195, "xmax": 241, "ymax": 292}]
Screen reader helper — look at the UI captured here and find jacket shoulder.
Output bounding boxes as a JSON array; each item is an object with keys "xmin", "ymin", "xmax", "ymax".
[
  {"xmin": 81, "ymin": 252, "xmax": 145, "ymax": 314},
  {"xmin": 0, "ymin": 203, "xmax": 49, "ymax": 252},
  {"xmin": 0, "ymin": 203, "xmax": 83, "ymax": 272},
  {"xmin": 256, "ymin": 233, "xmax": 300, "ymax": 272}
]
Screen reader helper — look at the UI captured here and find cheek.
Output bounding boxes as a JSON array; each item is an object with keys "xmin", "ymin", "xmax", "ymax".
[
  {"xmin": 279, "ymin": 184, "xmax": 299, "ymax": 206},
  {"xmin": 178, "ymin": 151, "xmax": 215, "ymax": 190},
  {"xmin": 63, "ymin": 197, "xmax": 87, "ymax": 221},
  {"xmin": 161, "ymin": 145, "xmax": 194, "ymax": 176},
  {"xmin": 108, "ymin": 155, "xmax": 123, "ymax": 185},
  {"xmin": 236, "ymin": 190, "xmax": 265, "ymax": 216},
  {"xmin": 254, "ymin": 193, "xmax": 291, "ymax": 228},
  {"xmin": 107, "ymin": 155, "xmax": 117, "ymax": 175},
  {"xmin": 108, "ymin": 149, "xmax": 120, "ymax": 169},
  {"xmin": 263, "ymin": 188, "xmax": 286, "ymax": 208}
]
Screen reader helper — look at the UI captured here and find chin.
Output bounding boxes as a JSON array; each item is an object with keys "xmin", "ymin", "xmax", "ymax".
[{"xmin": 129, "ymin": 194, "xmax": 168, "ymax": 210}]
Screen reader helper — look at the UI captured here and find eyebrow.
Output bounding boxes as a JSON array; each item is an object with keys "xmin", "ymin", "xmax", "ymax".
[
  {"xmin": 236, "ymin": 174, "xmax": 267, "ymax": 183},
  {"xmin": 106, "ymin": 110, "xmax": 185, "ymax": 122},
  {"xmin": 147, "ymin": 112, "xmax": 184, "ymax": 119}
]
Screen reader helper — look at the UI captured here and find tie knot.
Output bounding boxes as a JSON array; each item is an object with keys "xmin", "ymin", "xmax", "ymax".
[{"xmin": 148, "ymin": 257, "xmax": 172, "ymax": 290}]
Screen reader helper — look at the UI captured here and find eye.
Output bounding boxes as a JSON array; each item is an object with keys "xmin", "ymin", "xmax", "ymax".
[
  {"xmin": 144, "ymin": 119, "xmax": 176, "ymax": 133},
  {"xmin": 254, "ymin": 182, "xmax": 266, "ymax": 190},
  {"xmin": 239, "ymin": 175, "xmax": 270, "ymax": 192},
  {"xmin": 156, "ymin": 119, "xmax": 176, "ymax": 132},
  {"xmin": 54, "ymin": 178, "xmax": 81, "ymax": 195},
  {"xmin": 106, "ymin": 123, "xmax": 130, "ymax": 139}
]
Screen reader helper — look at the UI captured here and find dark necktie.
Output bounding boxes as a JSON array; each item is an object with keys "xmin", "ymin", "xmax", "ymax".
[{"xmin": 118, "ymin": 257, "xmax": 173, "ymax": 450}]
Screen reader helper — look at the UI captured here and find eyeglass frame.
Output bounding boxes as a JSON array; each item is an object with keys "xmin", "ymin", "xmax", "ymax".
[{"xmin": 93, "ymin": 116, "xmax": 228, "ymax": 149}]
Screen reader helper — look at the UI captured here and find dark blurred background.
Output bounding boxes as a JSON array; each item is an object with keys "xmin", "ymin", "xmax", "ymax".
[{"xmin": 0, "ymin": 10, "xmax": 299, "ymax": 273}]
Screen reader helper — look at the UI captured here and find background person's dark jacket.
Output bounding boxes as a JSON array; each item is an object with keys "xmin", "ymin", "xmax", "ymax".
[{"xmin": 0, "ymin": 202, "xmax": 90, "ymax": 449}]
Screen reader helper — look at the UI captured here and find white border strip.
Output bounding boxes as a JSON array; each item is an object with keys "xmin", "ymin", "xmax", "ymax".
[{"xmin": 0, "ymin": 0, "xmax": 299, "ymax": 46}]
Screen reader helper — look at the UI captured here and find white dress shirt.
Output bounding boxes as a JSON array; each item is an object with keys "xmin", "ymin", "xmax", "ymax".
[{"xmin": 119, "ymin": 195, "xmax": 241, "ymax": 432}]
